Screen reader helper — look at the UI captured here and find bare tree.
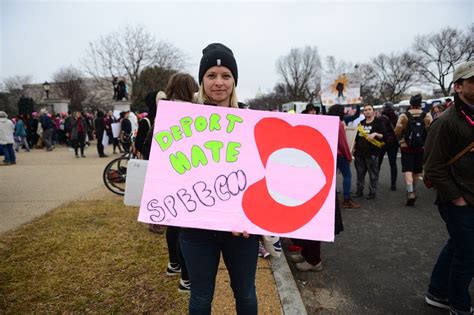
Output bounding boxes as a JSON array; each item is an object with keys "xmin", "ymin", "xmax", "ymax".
[
  {"xmin": 3, "ymin": 75, "xmax": 32, "ymax": 95},
  {"xmin": 1, "ymin": 75, "xmax": 32, "ymax": 115},
  {"xmin": 413, "ymin": 25, "xmax": 473, "ymax": 96},
  {"xmin": 247, "ymin": 84, "xmax": 292, "ymax": 111},
  {"xmin": 358, "ymin": 63, "xmax": 381, "ymax": 105},
  {"xmin": 324, "ymin": 56, "xmax": 354, "ymax": 77},
  {"xmin": 370, "ymin": 52, "xmax": 419, "ymax": 103},
  {"xmin": 82, "ymin": 25, "xmax": 186, "ymax": 98},
  {"xmin": 53, "ymin": 66, "xmax": 87, "ymax": 111},
  {"xmin": 276, "ymin": 46, "xmax": 321, "ymax": 102}
]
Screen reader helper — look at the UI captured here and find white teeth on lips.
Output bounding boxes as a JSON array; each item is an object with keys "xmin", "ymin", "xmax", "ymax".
[
  {"xmin": 266, "ymin": 148, "xmax": 325, "ymax": 207},
  {"xmin": 268, "ymin": 148, "xmax": 318, "ymax": 168}
]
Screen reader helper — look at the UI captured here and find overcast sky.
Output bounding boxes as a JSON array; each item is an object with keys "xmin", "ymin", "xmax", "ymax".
[{"xmin": 1, "ymin": 0, "xmax": 472, "ymax": 101}]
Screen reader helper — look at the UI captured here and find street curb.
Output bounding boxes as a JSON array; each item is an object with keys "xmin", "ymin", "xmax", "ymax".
[{"xmin": 270, "ymin": 252, "xmax": 308, "ymax": 315}]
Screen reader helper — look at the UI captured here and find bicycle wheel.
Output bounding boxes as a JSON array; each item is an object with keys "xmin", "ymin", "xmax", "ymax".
[{"xmin": 103, "ymin": 156, "xmax": 130, "ymax": 195}]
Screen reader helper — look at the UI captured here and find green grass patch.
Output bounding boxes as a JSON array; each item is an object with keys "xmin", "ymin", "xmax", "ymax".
[{"xmin": 0, "ymin": 199, "xmax": 188, "ymax": 313}]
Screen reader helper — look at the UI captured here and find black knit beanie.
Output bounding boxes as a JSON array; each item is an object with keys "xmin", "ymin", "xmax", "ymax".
[
  {"xmin": 410, "ymin": 94, "xmax": 422, "ymax": 107},
  {"xmin": 198, "ymin": 43, "xmax": 238, "ymax": 86}
]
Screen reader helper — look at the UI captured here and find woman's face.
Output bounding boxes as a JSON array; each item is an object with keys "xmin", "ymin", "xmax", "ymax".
[
  {"xmin": 75, "ymin": 112, "xmax": 81, "ymax": 118},
  {"xmin": 202, "ymin": 66, "xmax": 234, "ymax": 106}
]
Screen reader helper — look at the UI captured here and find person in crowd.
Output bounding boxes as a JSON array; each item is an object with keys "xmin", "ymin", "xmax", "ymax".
[
  {"xmin": 378, "ymin": 102, "xmax": 399, "ymax": 191},
  {"xmin": 430, "ymin": 104, "xmax": 445, "ymax": 121},
  {"xmin": 39, "ymin": 109, "xmax": 55, "ymax": 151},
  {"xmin": 14, "ymin": 115, "xmax": 30, "ymax": 152},
  {"xmin": 353, "ymin": 104, "xmax": 386, "ymax": 199},
  {"xmin": 119, "ymin": 111, "xmax": 132, "ymax": 153},
  {"xmin": 105, "ymin": 111, "xmax": 123, "ymax": 154},
  {"xmin": 343, "ymin": 104, "xmax": 362, "ymax": 125},
  {"xmin": 394, "ymin": 94, "xmax": 432, "ymax": 206},
  {"xmin": 70, "ymin": 111, "xmax": 88, "ymax": 158},
  {"xmin": 52, "ymin": 113, "xmax": 61, "ymax": 145},
  {"xmin": 444, "ymin": 97, "xmax": 454, "ymax": 108},
  {"xmin": 302, "ymin": 103, "xmax": 317, "ymax": 114},
  {"xmin": 94, "ymin": 111, "xmax": 108, "ymax": 158},
  {"xmin": 137, "ymin": 91, "xmax": 168, "ymax": 238},
  {"xmin": 85, "ymin": 113, "xmax": 94, "ymax": 145},
  {"xmin": 178, "ymin": 43, "xmax": 259, "ymax": 315},
  {"xmin": 347, "ymin": 105, "xmax": 365, "ymax": 127},
  {"xmin": 327, "ymin": 104, "xmax": 360, "ymax": 208},
  {"xmin": 164, "ymin": 72, "xmax": 200, "ymax": 293},
  {"xmin": 290, "ymin": 194, "xmax": 344, "ymax": 271},
  {"xmin": 0, "ymin": 111, "xmax": 16, "ymax": 165},
  {"xmin": 423, "ymin": 60, "xmax": 474, "ymax": 315},
  {"xmin": 26, "ymin": 113, "xmax": 38, "ymax": 149},
  {"xmin": 64, "ymin": 112, "xmax": 73, "ymax": 147}
]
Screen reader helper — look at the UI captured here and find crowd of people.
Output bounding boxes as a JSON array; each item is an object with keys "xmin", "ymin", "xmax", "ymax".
[
  {"xmin": 0, "ymin": 107, "xmax": 147, "ymax": 162},
  {"xmin": 1, "ymin": 44, "xmax": 472, "ymax": 314}
]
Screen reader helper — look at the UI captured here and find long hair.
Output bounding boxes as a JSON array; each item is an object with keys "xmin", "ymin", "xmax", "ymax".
[
  {"xmin": 165, "ymin": 73, "xmax": 199, "ymax": 103},
  {"xmin": 197, "ymin": 82, "xmax": 239, "ymax": 108},
  {"xmin": 327, "ymin": 104, "xmax": 345, "ymax": 121}
]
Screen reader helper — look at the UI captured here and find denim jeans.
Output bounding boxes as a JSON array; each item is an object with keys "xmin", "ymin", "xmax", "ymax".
[
  {"xmin": 428, "ymin": 202, "xmax": 474, "ymax": 312},
  {"xmin": 337, "ymin": 156, "xmax": 352, "ymax": 199},
  {"xmin": 0, "ymin": 143, "xmax": 16, "ymax": 163},
  {"xmin": 179, "ymin": 228, "xmax": 259, "ymax": 315}
]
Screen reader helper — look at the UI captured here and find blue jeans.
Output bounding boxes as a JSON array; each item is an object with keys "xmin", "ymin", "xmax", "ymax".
[
  {"xmin": 179, "ymin": 228, "xmax": 259, "ymax": 315},
  {"xmin": 337, "ymin": 156, "xmax": 352, "ymax": 199},
  {"xmin": 0, "ymin": 143, "xmax": 16, "ymax": 163},
  {"xmin": 428, "ymin": 202, "xmax": 474, "ymax": 312}
]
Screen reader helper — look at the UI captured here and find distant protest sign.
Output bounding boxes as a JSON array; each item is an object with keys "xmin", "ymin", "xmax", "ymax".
[
  {"xmin": 321, "ymin": 72, "xmax": 362, "ymax": 106},
  {"xmin": 138, "ymin": 101, "xmax": 339, "ymax": 241}
]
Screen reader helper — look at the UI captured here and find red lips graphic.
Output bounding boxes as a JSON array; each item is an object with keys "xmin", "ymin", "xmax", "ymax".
[{"xmin": 242, "ymin": 117, "xmax": 334, "ymax": 233}]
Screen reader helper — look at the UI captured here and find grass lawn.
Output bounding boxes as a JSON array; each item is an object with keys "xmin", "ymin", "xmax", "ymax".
[
  {"xmin": 0, "ymin": 199, "xmax": 188, "ymax": 313},
  {"xmin": 0, "ymin": 196, "xmax": 281, "ymax": 314}
]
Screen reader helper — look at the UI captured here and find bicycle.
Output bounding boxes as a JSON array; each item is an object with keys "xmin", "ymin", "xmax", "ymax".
[{"xmin": 103, "ymin": 135, "xmax": 138, "ymax": 195}]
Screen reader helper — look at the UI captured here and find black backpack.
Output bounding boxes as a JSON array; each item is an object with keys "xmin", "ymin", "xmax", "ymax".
[{"xmin": 404, "ymin": 111, "xmax": 427, "ymax": 149}]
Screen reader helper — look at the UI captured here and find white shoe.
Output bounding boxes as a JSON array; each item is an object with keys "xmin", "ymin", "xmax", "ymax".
[
  {"xmin": 295, "ymin": 261, "xmax": 323, "ymax": 272},
  {"xmin": 178, "ymin": 278, "xmax": 191, "ymax": 293},
  {"xmin": 290, "ymin": 254, "xmax": 305, "ymax": 263}
]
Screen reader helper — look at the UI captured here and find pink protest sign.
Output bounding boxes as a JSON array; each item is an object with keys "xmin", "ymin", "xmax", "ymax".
[{"xmin": 138, "ymin": 101, "xmax": 339, "ymax": 241}]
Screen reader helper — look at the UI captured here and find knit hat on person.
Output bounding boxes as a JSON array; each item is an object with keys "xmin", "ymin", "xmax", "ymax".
[
  {"xmin": 453, "ymin": 60, "xmax": 474, "ymax": 83},
  {"xmin": 0, "ymin": 111, "xmax": 7, "ymax": 118},
  {"xmin": 383, "ymin": 102, "xmax": 395, "ymax": 112},
  {"xmin": 198, "ymin": 43, "xmax": 238, "ymax": 86},
  {"xmin": 410, "ymin": 94, "xmax": 422, "ymax": 107}
]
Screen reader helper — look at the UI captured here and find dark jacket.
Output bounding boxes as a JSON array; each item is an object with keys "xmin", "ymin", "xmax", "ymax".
[
  {"xmin": 354, "ymin": 117, "xmax": 386, "ymax": 157},
  {"xmin": 379, "ymin": 112, "xmax": 398, "ymax": 145},
  {"xmin": 121, "ymin": 118, "xmax": 132, "ymax": 135},
  {"xmin": 40, "ymin": 114, "xmax": 54, "ymax": 130},
  {"xmin": 70, "ymin": 116, "xmax": 88, "ymax": 140},
  {"xmin": 94, "ymin": 116, "xmax": 106, "ymax": 139},
  {"xmin": 423, "ymin": 94, "xmax": 474, "ymax": 206},
  {"xmin": 135, "ymin": 117, "xmax": 152, "ymax": 158}
]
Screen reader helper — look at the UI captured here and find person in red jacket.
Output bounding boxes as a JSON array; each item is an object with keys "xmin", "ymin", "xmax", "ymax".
[{"xmin": 328, "ymin": 105, "xmax": 360, "ymax": 208}]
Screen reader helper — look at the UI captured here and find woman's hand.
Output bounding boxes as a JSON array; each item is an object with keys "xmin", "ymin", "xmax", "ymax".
[{"xmin": 232, "ymin": 231, "xmax": 250, "ymax": 238}]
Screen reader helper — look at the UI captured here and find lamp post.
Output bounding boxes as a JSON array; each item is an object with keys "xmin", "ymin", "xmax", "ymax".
[{"xmin": 42, "ymin": 81, "xmax": 51, "ymax": 99}]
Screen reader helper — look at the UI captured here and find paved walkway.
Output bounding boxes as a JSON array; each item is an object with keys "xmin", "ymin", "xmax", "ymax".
[{"xmin": 0, "ymin": 143, "xmax": 115, "ymax": 234}]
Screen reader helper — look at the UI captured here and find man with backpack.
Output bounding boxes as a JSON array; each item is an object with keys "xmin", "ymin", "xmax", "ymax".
[{"xmin": 394, "ymin": 94, "xmax": 433, "ymax": 206}]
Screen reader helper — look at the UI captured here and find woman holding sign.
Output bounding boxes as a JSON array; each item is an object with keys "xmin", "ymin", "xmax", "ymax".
[{"xmin": 179, "ymin": 43, "xmax": 259, "ymax": 315}]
